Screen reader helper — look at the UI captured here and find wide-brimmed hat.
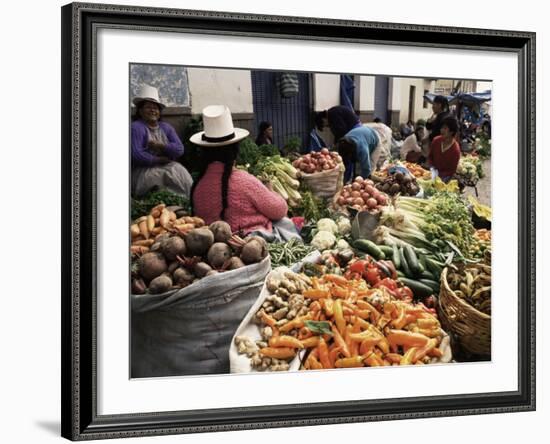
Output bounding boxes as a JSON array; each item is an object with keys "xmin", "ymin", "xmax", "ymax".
[
  {"xmin": 190, "ymin": 105, "xmax": 249, "ymax": 147},
  {"xmin": 132, "ymin": 84, "xmax": 166, "ymax": 109}
]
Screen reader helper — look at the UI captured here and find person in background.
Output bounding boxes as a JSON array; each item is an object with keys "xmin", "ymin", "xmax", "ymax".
[
  {"xmin": 400, "ymin": 119, "xmax": 415, "ymax": 139},
  {"xmin": 428, "ymin": 116, "xmax": 461, "ymax": 182},
  {"xmin": 426, "ymin": 95, "xmax": 453, "ymax": 142},
  {"xmin": 364, "ymin": 121, "xmax": 393, "ymax": 170},
  {"xmin": 255, "ymin": 121, "xmax": 273, "ymax": 146},
  {"xmin": 191, "ymin": 105, "xmax": 299, "ymax": 242},
  {"xmin": 131, "ymin": 84, "xmax": 193, "ymax": 198},
  {"xmin": 400, "ymin": 126, "xmax": 426, "ymax": 162},
  {"xmin": 373, "ymin": 117, "xmax": 382, "ymax": 123},
  {"xmin": 336, "ymin": 125, "xmax": 380, "ymax": 181},
  {"xmin": 306, "ymin": 112, "xmax": 328, "ymax": 152}
]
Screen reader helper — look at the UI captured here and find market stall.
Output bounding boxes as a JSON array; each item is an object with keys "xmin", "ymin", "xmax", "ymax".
[{"xmin": 129, "ymin": 137, "xmax": 492, "ymax": 376}]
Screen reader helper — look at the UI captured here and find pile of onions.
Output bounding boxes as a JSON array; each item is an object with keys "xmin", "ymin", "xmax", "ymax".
[
  {"xmin": 335, "ymin": 176, "xmax": 389, "ymax": 212},
  {"xmin": 292, "ymin": 148, "xmax": 342, "ymax": 174}
]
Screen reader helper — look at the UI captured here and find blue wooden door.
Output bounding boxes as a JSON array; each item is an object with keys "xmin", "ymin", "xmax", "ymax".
[{"xmin": 251, "ymin": 71, "xmax": 311, "ymax": 150}]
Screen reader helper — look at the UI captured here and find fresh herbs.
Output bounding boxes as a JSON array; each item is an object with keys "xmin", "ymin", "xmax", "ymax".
[{"xmin": 131, "ymin": 188, "xmax": 190, "ymax": 220}]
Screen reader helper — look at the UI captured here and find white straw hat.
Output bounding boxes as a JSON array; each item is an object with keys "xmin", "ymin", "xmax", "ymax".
[
  {"xmin": 132, "ymin": 84, "xmax": 166, "ymax": 109},
  {"xmin": 190, "ymin": 105, "xmax": 249, "ymax": 147}
]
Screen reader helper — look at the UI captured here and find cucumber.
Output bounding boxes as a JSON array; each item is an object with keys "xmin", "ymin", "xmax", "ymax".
[
  {"xmin": 420, "ymin": 270, "xmax": 436, "ymax": 280},
  {"xmin": 399, "ymin": 247, "xmax": 412, "ymax": 277},
  {"xmin": 404, "ymin": 245, "xmax": 420, "ymax": 275},
  {"xmin": 419, "ymin": 254, "xmax": 427, "ymax": 271},
  {"xmin": 397, "ymin": 270, "xmax": 406, "ymax": 278},
  {"xmin": 378, "ymin": 245, "xmax": 394, "ymax": 257},
  {"xmin": 419, "ymin": 279, "xmax": 440, "ymax": 293},
  {"xmin": 398, "ymin": 277, "xmax": 434, "ymax": 298},
  {"xmin": 353, "ymin": 239, "xmax": 385, "ymax": 260},
  {"xmin": 392, "ymin": 244, "xmax": 401, "ymax": 269}
]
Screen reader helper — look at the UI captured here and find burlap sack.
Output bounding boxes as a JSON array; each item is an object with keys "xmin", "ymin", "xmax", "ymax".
[{"xmin": 299, "ymin": 163, "xmax": 345, "ymax": 198}]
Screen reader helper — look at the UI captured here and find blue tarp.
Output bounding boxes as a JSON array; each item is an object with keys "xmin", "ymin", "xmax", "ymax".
[{"xmin": 423, "ymin": 90, "xmax": 492, "ymax": 108}]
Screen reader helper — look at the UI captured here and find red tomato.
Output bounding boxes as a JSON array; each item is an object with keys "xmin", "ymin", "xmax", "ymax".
[
  {"xmin": 364, "ymin": 268, "xmax": 381, "ymax": 286},
  {"xmin": 349, "ymin": 260, "xmax": 368, "ymax": 274},
  {"xmin": 376, "ymin": 278, "xmax": 398, "ymax": 291}
]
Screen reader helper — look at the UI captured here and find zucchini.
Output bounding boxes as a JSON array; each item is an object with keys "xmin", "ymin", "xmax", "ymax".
[
  {"xmin": 353, "ymin": 239, "xmax": 385, "ymax": 260},
  {"xmin": 419, "ymin": 279, "xmax": 440, "ymax": 293},
  {"xmin": 398, "ymin": 277, "xmax": 434, "ymax": 298},
  {"xmin": 378, "ymin": 245, "xmax": 394, "ymax": 257},
  {"xmin": 396, "ymin": 270, "xmax": 406, "ymax": 279},
  {"xmin": 399, "ymin": 247, "xmax": 412, "ymax": 277},
  {"xmin": 392, "ymin": 244, "xmax": 401, "ymax": 269}
]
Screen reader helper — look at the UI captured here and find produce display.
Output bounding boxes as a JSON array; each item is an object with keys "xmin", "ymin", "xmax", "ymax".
[
  {"xmin": 375, "ymin": 169, "xmax": 421, "ymax": 197},
  {"xmin": 292, "ymin": 148, "xmax": 343, "ymax": 174},
  {"xmin": 131, "ymin": 125, "xmax": 493, "ymax": 373},
  {"xmin": 130, "ymin": 215, "xmax": 269, "ymax": 295},
  {"xmin": 235, "ymin": 267, "xmax": 450, "ymax": 371},
  {"xmin": 445, "ymin": 260, "xmax": 492, "ymax": 315},
  {"xmin": 375, "ymin": 192, "xmax": 475, "ymax": 257},
  {"xmin": 333, "ymin": 176, "xmax": 389, "ymax": 212}
]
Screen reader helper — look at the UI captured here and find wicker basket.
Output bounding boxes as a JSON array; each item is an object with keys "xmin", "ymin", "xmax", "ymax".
[{"xmin": 437, "ymin": 266, "xmax": 491, "ymax": 356}]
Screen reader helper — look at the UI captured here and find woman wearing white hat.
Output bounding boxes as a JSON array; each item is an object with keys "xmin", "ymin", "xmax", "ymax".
[
  {"xmin": 190, "ymin": 105, "xmax": 297, "ymax": 240},
  {"xmin": 131, "ymin": 84, "xmax": 193, "ymax": 198}
]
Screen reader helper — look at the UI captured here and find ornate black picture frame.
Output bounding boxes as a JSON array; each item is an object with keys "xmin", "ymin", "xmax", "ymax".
[{"xmin": 61, "ymin": 2, "xmax": 535, "ymax": 440}]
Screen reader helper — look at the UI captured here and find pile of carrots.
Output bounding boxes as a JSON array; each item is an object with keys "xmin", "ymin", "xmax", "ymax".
[
  {"xmin": 258, "ymin": 273, "xmax": 445, "ymax": 369},
  {"xmin": 130, "ymin": 204, "xmax": 205, "ymax": 256}
]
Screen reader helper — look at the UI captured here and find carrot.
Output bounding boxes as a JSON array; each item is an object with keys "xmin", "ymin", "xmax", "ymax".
[
  {"xmin": 348, "ymin": 331, "xmax": 378, "ymax": 343},
  {"xmin": 260, "ymin": 311, "xmax": 277, "ymax": 328},
  {"xmin": 132, "ymin": 239, "xmax": 155, "ymax": 247},
  {"xmin": 417, "ymin": 318, "xmax": 440, "ymax": 328},
  {"xmin": 331, "ymin": 287, "xmax": 349, "ymax": 299},
  {"xmin": 151, "ymin": 227, "xmax": 166, "ymax": 236},
  {"xmin": 191, "ymin": 217, "xmax": 205, "ymax": 227},
  {"xmin": 146, "ymin": 215, "xmax": 156, "ymax": 232},
  {"xmin": 392, "ymin": 305, "xmax": 408, "ymax": 330},
  {"xmin": 345, "ymin": 325, "xmax": 359, "ymax": 357},
  {"xmin": 354, "ymin": 317, "xmax": 372, "ymax": 331},
  {"xmin": 138, "ymin": 220, "xmax": 150, "ymax": 239},
  {"xmin": 359, "ymin": 338, "xmax": 380, "ymax": 355},
  {"xmin": 298, "ymin": 327, "xmax": 313, "ymax": 340},
  {"xmin": 150, "ymin": 204, "xmax": 166, "ymax": 218},
  {"xmin": 305, "ymin": 353, "xmax": 323, "ymax": 370},
  {"xmin": 318, "ymin": 338, "xmax": 332, "ymax": 369},
  {"xmin": 400, "ymin": 347, "xmax": 418, "ymax": 365},
  {"xmin": 335, "ymin": 356, "xmax": 365, "ymax": 368},
  {"xmin": 328, "ymin": 346, "xmax": 341, "ymax": 367},
  {"xmin": 333, "ymin": 299, "xmax": 346, "ymax": 336},
  {"xmin": 377, "ymin": 314, "xmax": 392, "ymax": 329},
  {"xmin": 269, "ymin": 335, "xmax": 304, "ymax": 349},
  {"xmin": 309, "ymin": 301, "xmax": 322, "ymax": 313},
  {"xmin": 323, "ymin": 274, "xmax": 348, "ymax": 286},
  {"xmin": 279, "ymin": 314, "xmax": 311, "ymax": 333},
  {"xmin": 413, "ymin": 338, "xmax": 438, "ymax": 362},
  {"xmin": 303, "ymin": 289, "xmax": 330, "ymax": 299},
  {"xmin": 259, "ymin": 347, "xmax": 296, "ymax": 359},
  {"xmin": 364, "ymin": 352, "xmax": 384, "ymax": 367},
  {"xmin": 387, "ymin": 330, "xmax": 430, "ymax": 348},
  {"xmin": 301, "ymin": 336, "xmax": 320, "ymax": 349},
  {"xmin": 131, "ymin": 245, "xmax": 149, "ymax": 255},
  {"xmin": 385, "ymin": 353, "xmax": 403, "ymax": 364},
  {"xmin": 321, "ymin": 298, "xmax": 334, "ymax": 317},
  {"xmin": 416, "ymin": 328, "xmax": 442, "ymax": 338},
  {"xmin": 377, "ymin": 337, "xmax": 390, "ymax": 354},
  {"xmin": 160, "ymin": 209, "xmax": 171, "ymax": 229},
  {"xmin": 428, "ymin": 347, "xmax": 443, "ymax": 358},
  {"xmin": 130, "ymin": 224, "xmax": 140, "ymax": 237},
  {"xmin": 354, "ymin": 309, "xmax": 371, "ymax": 320},
  {"xmin": 331, "ymin": 326, "xmax": 351, "ymax": 358}
]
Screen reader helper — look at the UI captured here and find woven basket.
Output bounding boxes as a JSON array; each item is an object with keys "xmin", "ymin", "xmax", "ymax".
[{"xmin": 437, "ymin": 266, "xmax": 491, "ymax": 356}]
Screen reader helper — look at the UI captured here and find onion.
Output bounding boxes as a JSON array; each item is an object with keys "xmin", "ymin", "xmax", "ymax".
[
  {"xmin": 346, "ymin": 197, "xmax": 354, "ymax": 205},
  {"xmin": 341, "ymin": 191, "xmax": 350, "ymax": 199},
  {"xmin": 365, "ymin": 185, "xmax": 376, "ymax": 195},
  {"xmin": 351, "ymin": 190, "xmax": 361, "ymax": 198},
  {"xmin": 366, "ymin": 198, "xmax": 378, "ymax": 209},
  {"xmin": 354, "ymin": 176, "xmax": 364, "ymax": 183},
  {"xmin": 361, "ymin": 192, "xmax": 370, "ymax": 202},
  {"xmin": 365, "ymin": 179, "xmax": 375, "ymax": 187},
  {"xmin": 337, "ymin": 196, "xmax": 346, "ymax": 205},
  {"xmin": 351, "ymin": 182, "xmax": 361, "ymax": 191},
  {"xmin": 354, "ymin": 197, "xmax": 365, "ymax": 206},
  {"xmin": 321, "ymin": 148, "xmax": 330, "ymax": 155},
  {"xmin": 322, "ymin": 163, "xmax": 331, "ymax": 170},
  {"xmin": 376, "ymin": 193, "xmax": 388, "ymax": 205}
]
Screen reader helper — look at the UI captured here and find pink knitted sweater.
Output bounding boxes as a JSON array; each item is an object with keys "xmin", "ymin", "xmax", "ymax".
[{"xmin": 193, "ymin": 162, "xmax": 288, "ymax": 234}]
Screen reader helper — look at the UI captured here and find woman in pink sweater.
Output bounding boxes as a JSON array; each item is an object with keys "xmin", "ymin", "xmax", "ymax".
[{"xmin": 190, "ymin": 105, "xmax": 289, "ymax": 236}]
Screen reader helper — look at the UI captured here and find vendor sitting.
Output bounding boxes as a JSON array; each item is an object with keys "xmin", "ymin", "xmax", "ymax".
[
  {"xmin": 336, "ymin": 125, "xmax": 381, "ymax": 181},
  {"xmin": 190, "ymin": 105, "xmax": 300, "ymax": 242},
  {"xmin": 428, "ymin": 116, "xmax": 461, "ymax": 182},
  {"xmin": 131, "ymin": 84, "xmax": 193, "ymax": 198}
]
